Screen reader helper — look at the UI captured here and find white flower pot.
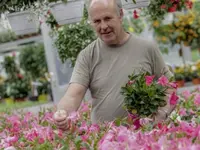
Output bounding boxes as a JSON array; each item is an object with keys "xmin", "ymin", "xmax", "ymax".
[
  {"xmin": 121, "ymin": 0, "xmax": 149, "ymax": 10},
  {"xmin": 49, "ymin": 0, "xmax": 84, "ymax": 25},
  {"xmin": 6, "ymin": 11, "xmax": 39, "ymax": 36}
]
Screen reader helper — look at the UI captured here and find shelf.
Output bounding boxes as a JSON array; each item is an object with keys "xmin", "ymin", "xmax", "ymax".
[{"xmin": 0, "ymin": 35, "xmax": 43, "ymax": 53}]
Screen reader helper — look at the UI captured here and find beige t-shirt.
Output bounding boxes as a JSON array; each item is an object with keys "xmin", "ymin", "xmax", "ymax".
[{"xmin": 70, "ymin": 33, "xmax": 173, "ymax": 124}]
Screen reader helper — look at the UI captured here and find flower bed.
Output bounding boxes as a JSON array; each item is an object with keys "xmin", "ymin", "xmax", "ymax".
[{"xmin": 1, "ymin": 88, "xmax": 200, "ymax": 149}]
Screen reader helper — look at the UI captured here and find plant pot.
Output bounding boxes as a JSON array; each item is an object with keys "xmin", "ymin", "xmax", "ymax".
[
  {"xmin": 49, "ymin": 0, "xmax": 84, "ymax": 25},
  {"xmin": 192, "ymin": 78, "xmax": 200, "ymax": 85},
  {"xmin": 29, "ymin": 96, "xmax": 38, "ymax": 102},
  {"xmin": 176, "ymin": 80, "xmax": 185, "ymax": 88},
  {"xmin": 6, "ymin": 11, "xmax": 39, "ymax": 36},
  {"xmin": 4, "ymin": 97, "xmax": 14, "ymax": 106},
  {"xmin": 15, "ymin": 97, "xmax": 27, "ymax": 102},
  {"xmin": 38, "ymin": 94, "xmax": 48, "ymax": 102},
  {"xmin": 121, "ymin": 0, "xmax": 150, "ymax": 10}
]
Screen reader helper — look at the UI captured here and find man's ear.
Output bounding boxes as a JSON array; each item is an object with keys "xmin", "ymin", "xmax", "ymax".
[{"xmin": 119, "ymin": 8, "xmax": 124, "ymax": 21}]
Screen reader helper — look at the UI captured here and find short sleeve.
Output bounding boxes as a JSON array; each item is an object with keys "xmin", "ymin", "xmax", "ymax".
[
  {"xmin": 150, "ymin": 42, "xmax": 174, "ymax": 79},
  {"xmin": 69, "ymin": 49, "xmax": 90, "ymax": 88}
]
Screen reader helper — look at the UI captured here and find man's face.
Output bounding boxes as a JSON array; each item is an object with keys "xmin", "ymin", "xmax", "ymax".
[{"xmin": 89, "ymin": 2, "xmax": 123, "ymax": 45}]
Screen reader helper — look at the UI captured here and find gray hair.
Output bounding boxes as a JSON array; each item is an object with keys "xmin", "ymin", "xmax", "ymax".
[{"xmin": 85, "ymin": 0, "xmax": 122, "ymax": 16}]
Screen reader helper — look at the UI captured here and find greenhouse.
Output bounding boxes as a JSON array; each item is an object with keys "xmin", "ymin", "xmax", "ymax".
[{"xmin": 0, "ymin": 0, "xmax": 200, "ymax": 149}]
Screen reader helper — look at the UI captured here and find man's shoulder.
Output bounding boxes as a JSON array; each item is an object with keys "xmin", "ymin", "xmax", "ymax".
[{"xmin": 130, "ymin": 33, "xmax": 155, "ymax": 48}]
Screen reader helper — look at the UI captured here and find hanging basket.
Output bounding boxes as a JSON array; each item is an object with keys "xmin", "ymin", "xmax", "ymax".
[
  {"xmin": 49, "ymin": 0, "xmax": 84, "ymax": 25},
  {"xmin": 121, "ymin": 0, "xmax": 149, "ymax": 10},
  {"xmin": 6, "ymin": 11, "xmax": 39, "ymax": 36}
]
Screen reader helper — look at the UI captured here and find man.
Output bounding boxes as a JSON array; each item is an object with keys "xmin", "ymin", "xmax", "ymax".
[{"xmin": 54, "ymin": 0, "xmax": 175, "ymax": 130}]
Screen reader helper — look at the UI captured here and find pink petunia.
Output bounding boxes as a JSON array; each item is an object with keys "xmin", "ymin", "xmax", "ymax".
[
  {"xmin": 169, "ymin": 92, "xmax": 179, "ymax": 105},
  {"xmin": 145, "ymin": 75, "xmax": 155, "ymax": 86},
  {"xmin": 168, "ymin": 82, "xmax": 178, "ymax": 89},
  {"xmin": 194, "ymin": 94, "xmax": 200, "ymax": 106},
  {"xmin": 158, "ymin": 75, "xmax": 169, "ymax": 86}
]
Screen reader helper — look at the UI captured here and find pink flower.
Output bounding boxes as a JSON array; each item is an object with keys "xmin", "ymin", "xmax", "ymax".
[
  {"xmin": 182, "ymin": 90, "xmax": 191, "ymax": 100},
  {"xmin": 145, "ymin": 75, "xmax": 155, "ymax": 86},
  {"xmin": 169, "ymin": 92, "xmax": 179, "ymax": 105},
  {"xmin": 139, "ymin": 118, "xmax": 153, "ymax": 126},
  {"xmin": 158, "ymin": 75, "xmax": 169, "ymax": 86},
  {"xmin": 160, "ymin": 4, "xmax": 167, "ymax": 9},
  {"xmin": 179, "ymin": 108, "xmax": 187, "ymax": 116},
  {"xmin": 128, "ymin": 80, "xmax": 135, "ymax": 85},
  {"xmin": 4, "ymin": 147, "xmax": 16, "ymax": 150},
  {"xmin": 194, "ymin": 94, "xmax": 200, "ymax": 106},
  {"xmin": 67, "ymin": 111, "xmax": 79, "ymax": 122},
  {"xmin": 168, "ymin": 82, "xmax": 178, "ymax": 89}
]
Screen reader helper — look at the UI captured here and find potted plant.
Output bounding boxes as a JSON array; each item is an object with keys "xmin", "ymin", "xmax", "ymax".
[
  {"xmin": 191, "ymin": 71, "xmax": 200, "ymax": 85},
  {"xmin": 49, "ymin": 0, "xmax": 85, "ymax": 25},
  {"xmin": 8, "ymin": 73, "xmax": 31, "ymax": 102},
  {"xmin": 54, "ymin": 20, "xmax": 96, "ymax": 66},
  {"xmin": 19, "ymin": 43, "xmax": 48, "ymax": 100},
  {"xmin": 37, "ymin": 77, "xmax": 50, "ymax": 102},
  {"xmin": 174, "ymin": 73, "xmax": 185, "ymax": 87},
  {"xmin": 0, "ymin": 0, "xmax": 40, "ymax": 36}
]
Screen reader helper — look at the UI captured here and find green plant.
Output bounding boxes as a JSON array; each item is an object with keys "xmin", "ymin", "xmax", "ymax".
[
  {"xmin": 121, "ymin": 71, "xmax": 177, "ymax": 118},
  {"xmin": 1, "ymin": 55, "xmax": 19, "ymax": 79},
  {"xmin": 37, "ymin": 77, "xmax": 50, "ymax": 95},
  {"xmin": 0, "ymin": 0, "xmax": 43, "ymax": 14},
  {"xmin": 19, "ymin": 44, "xmax": 48, "ymax": 80},
  {"xmin": 54, "ymin": 21, "xmax": 96, "ymax": 66},
  {"xmin": 142, "ymin": 0, "xmax": 193, "ymax": 21},
  {"xmin": 0, "ymin": 30, "xmax": 17, "ymax": 44},
  {"xmin": 7, "ymin": 73, "xmax": 30, "ymax": 99},
  {"xmin": 174, "ymin": 73, "xmax": 185, "ymax": 81}
]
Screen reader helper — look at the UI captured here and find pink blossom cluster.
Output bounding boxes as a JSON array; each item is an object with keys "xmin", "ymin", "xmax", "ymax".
[{"xmin": 0, "ymin": 89, "xmax": 200, "ymax": 149}]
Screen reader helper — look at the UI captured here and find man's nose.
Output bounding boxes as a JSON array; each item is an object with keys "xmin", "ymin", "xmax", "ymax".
[{"xmin": 100, "ymin": 21, "xmax": 108, "ymax": 30}]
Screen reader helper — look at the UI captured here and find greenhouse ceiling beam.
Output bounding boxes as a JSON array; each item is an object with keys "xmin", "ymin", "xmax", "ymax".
[{"xmin": 0, "ymin": 35, "xmax": 43, "ymax": 53}]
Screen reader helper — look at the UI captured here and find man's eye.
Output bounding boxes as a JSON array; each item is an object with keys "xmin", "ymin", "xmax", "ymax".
[
  {"xmin": 105, "ymin": 17, "xmax": 111, "ymax": 21},
  {"xmin": 94, "ymin": 20, "xmax": 100, "ymax": 24}
]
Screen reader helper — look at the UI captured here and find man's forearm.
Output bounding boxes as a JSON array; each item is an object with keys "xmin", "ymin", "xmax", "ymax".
[{"xmin": 57, "ymin": 96, "xmax": 81, "ymax": 114}]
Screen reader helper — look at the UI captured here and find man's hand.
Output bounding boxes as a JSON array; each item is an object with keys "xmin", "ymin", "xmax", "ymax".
[{"xmin": 53, "ymin": 110, "xmax": 69, "ymax": 130}]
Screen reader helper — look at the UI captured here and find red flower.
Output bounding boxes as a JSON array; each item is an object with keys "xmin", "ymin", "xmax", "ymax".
[
  {"xmin": 160, "ymin": 4, "xmax": 167, "ymax": 9},
  {"xmin": 185, "ymin": 0, "xmax": 193, "ymax": 9},
  {"xmin": 133, "ymin": 10, "xmax": 139, "ymax": 19},
  {"xmin": 168, "ymin": 4, "xmax": 177, "ymax": 12},
  {"xmin": 47, "ymin": 10, "xmax": 51, "ymax": 15},
  {"xmin": 17, "ymin": 74, "xmax": 23, "ymax": 79}
]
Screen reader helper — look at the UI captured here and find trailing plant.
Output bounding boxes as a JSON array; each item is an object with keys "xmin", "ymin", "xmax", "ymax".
[{"xmin": 54, "ymin": 21, "xmax": 96, "ymax": 66}]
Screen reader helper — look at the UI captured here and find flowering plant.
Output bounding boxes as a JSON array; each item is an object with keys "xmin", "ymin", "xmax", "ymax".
[
  {"xmin": 121, "ymin": 72, "xmax": 178, "ymax": 118},
  {"xmin": 144, "ymin": 0, "xmax": 193, "ymax": 21}
]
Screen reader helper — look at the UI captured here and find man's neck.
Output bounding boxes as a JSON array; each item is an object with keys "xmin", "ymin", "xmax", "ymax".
[{"xmin": 117, "ymin": 31, "xmax": 130, "ymax": 45}]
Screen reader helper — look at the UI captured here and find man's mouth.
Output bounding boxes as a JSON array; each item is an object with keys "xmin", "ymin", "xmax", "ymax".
[{"xmin": 102, "ymin": 31, "xmax": 112, "ymax": 35}]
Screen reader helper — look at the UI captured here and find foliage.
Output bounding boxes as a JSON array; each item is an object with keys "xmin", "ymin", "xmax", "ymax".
[
  {"xmin": 7, "ymin": 74, "xmax": 31, "ymax": 99},
  {"xmin": 54, "ymin": 21, "xmax": 96, "ymax": 66},
  {"xmin": 142, "ymin": 0, "xmax": 193, "ymax": 21},
  {"xmin": 37, "ymin": 77, "xmax": 50, "ymax": 95},
  {"xmin": 0, "ymin": 30, "xmax": 17, "ymax": 44},
  {"xmin": 123, "ymin": 11, "xmax": 145, "ymax": 35},
  {"xmin": 19, "ymin": 44, "xmax": 48, "ymax": 80},
  {"xmin": 0, "ymin": 0, "xmax": 43, "ymax": 14},
  {"xmin": 1, "ymin": 55, "xmax": 19, "ymax": 79},
  {"xmin": 152, "ymin": 11, "xmax": 200, "ymax": 47},
  {"xmin": 121, "ymin": 71, "xmax": 177, "ymax": 118}
]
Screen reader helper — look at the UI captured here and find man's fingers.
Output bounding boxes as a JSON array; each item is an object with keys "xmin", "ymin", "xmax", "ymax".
[{"xmin": 56, "ymin": 119, "xmax": 68, "ymax": 126}]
